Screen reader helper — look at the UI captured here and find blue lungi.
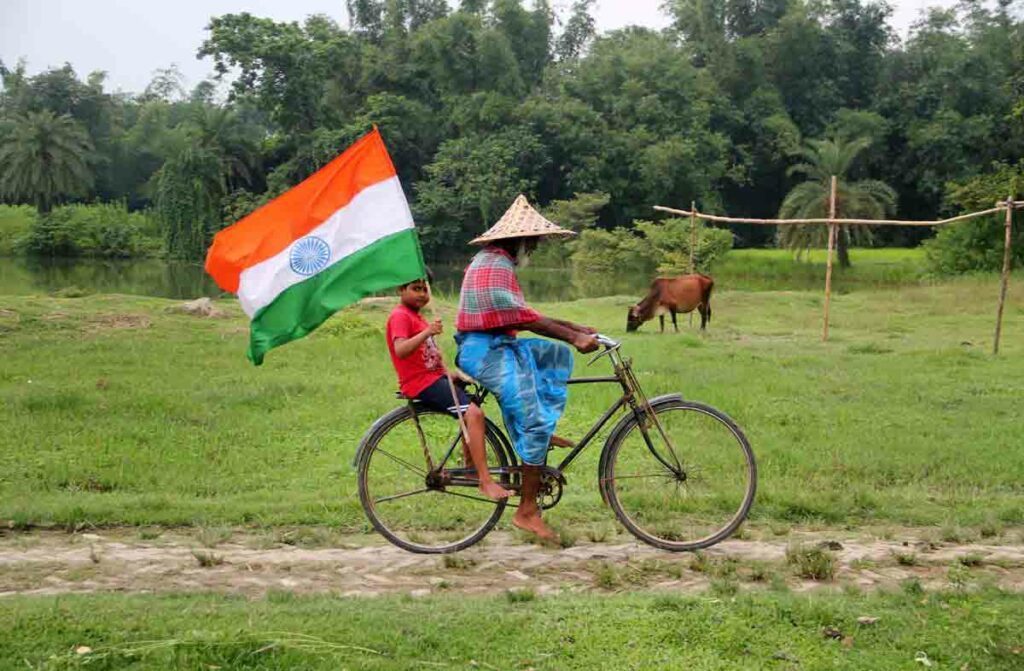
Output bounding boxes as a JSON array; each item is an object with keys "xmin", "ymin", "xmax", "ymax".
[{"xmin": 455, "ymin": 332, "xmax": 574, "ymax": 466}]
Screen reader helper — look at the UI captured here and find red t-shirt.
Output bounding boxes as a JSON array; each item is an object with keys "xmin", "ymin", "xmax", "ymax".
[{"xmin": 386, "ymin": 304, "xmax": 446, "ymax": 397}]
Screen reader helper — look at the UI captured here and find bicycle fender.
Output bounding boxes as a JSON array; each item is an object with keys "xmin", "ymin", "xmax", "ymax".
[{"xmin": 597, "ymin": 393, "xmax": 684, "ymax": 506}]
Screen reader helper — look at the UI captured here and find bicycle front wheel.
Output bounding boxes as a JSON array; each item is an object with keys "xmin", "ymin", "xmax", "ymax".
[
  {"xmin": 601, "ymin": 399, "xmax": 756, "ymax": 552},
  {"xmin": 357, "ymin": 406, "xmax": 511, "ymax": 554}
]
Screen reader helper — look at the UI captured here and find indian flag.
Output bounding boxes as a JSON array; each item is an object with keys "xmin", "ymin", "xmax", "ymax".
[{"xmin": 205, "ymin": 129, "xmax": 426, "ymax": 365}]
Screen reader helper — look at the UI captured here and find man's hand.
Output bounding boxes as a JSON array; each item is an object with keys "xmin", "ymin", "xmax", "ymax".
[
  {"xmin": 573, "ymin": 332, "xmax": 599, "ymax": 354},
  {"xmin": 427, "ymin": 319, "xmax": 443, "ymax": 336}
]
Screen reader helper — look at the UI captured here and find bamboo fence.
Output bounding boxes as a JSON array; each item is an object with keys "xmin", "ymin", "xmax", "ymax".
[{"xmin": 656, "ymin": 183, "xmax": 1017, "ymax": 353}]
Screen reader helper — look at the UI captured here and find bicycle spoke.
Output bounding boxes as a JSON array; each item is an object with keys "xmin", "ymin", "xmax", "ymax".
[
  {"xmin": 373, "ymin": 447, "xmax": 427, "ymax": 476},
  {"xmin": 605, "ymin": 401, "xmax": 755, "ymax": 551},
  {"xmin": 359, "ymin": 407, "xmax": 509, "ymax": 553},
  {"xmin": 375, "ymin": 487, "xmax": 431, "ymax": 504},
  {"xmin": 602, "ymin": 471, "xmax": 678, "ymax": 482},
  {"xmin": 437, "ymin": 488, "xmax": 501, "ymax": 506}
]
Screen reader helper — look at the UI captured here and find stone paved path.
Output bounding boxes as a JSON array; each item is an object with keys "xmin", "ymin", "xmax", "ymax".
[{"xmin": 2, "ymin": 528, "xmax": 1022, "ymax": 598}]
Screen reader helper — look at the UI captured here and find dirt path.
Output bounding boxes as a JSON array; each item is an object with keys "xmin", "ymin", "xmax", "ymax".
[{"xmin": 2, "ymin": 528, "xmax": 1022, "ymax": 598}]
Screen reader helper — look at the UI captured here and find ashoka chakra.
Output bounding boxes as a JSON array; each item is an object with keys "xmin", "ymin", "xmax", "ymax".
[{"xmin": 289, "ymin": 236, "xmax": 331, "ymax": 276}]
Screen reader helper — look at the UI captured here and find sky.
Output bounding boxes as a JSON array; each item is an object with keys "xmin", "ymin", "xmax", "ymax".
[{"xmin": 1, "ymin": 0, "xmax": 961, "ymax": 95}]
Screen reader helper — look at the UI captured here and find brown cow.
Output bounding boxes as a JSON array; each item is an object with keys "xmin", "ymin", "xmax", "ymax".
[{"xmin": 626, "ymin": 275, "xmax": 714, "ymax": 333}]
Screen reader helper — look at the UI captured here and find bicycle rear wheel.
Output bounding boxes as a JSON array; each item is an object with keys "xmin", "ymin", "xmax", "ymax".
[
  {"xmin": 357, "ymin": 406, "xmax": 511, "ymax": 554},
  {"xmin": 601, "ymin": 399, "xmax": 756, "ymax": 551}
]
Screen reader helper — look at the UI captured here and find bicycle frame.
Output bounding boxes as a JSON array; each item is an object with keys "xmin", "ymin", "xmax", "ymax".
[{"xmin": 417, "ymin": 338, "xmax": 684, "ymax": 484}]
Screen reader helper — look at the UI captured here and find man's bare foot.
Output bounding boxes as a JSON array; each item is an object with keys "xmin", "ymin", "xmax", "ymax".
[
  {"xmin": 549, "ymin": 435, "xmax": 575, "ymax": 449},
  {"xmin": 512, "ymin": 510, "xmax": 558, "ymax": 542},
  {"xmin": 479, "ymin": 481, "xmax": 513, "ymax": 500}
]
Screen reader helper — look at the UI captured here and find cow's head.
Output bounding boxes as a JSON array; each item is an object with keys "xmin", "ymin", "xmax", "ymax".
[{"xmin": 626, "ymin": 305, "xmax": 643, "ymax": 332}]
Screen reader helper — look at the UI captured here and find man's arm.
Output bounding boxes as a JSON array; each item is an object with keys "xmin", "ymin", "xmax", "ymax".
[
  {"xmin": 550, "ymin": 318, "xmax": 597, "ymax": 335},
  {"xmin": 518, "ymin": 316, "xmax": 599, "ymax": 353}
]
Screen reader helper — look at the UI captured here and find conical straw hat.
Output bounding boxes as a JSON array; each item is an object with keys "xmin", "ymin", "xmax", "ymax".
[{"xmin": 469, "ymin": 194, "xmax": 575, "ymax": 245}]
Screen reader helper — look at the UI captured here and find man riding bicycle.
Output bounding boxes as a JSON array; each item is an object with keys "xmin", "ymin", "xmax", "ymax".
[{"xmin": 454, "ymin": 195, "xmax": 599, "ymax": 541}]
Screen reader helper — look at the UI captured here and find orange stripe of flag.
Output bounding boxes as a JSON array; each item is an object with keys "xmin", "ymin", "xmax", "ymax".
[{"xmin": 205, "ymin": 128, "xmax": 398, "ymax": 293}]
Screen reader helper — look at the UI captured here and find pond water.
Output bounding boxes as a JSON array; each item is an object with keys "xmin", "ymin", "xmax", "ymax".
[
  {"xmin": 0, "ymin": 257, "xmax": 651, "ymax": 303},
  {"xmin": 0, "ymin": 252, "xmax": 926, "ymax": 302}
]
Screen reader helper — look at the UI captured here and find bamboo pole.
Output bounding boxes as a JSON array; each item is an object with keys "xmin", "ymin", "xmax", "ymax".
[
  {"xmin": 823, "ymin": 176, "xmax": 838, "ymax": 342},
  {"xmin": 689, "ymin": 201, "xmax": 696, "ymax": 328},
  {"xmin": 653, "ymin": 205, "xmax": 1005, "ymax": 227},
  {"xmin": 689, "ymin": 201, "xmax": 697, "ymax": 274},
  {"xmin": 425, "ymin": 282, "xmax": 471, "ymax": 445},
  {"xmin": 993, "ymin": 198, "xmax": 1014, "ymax": 355}
]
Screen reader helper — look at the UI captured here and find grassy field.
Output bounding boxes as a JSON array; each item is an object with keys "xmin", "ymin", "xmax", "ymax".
[
  {"xmin": 2, "ymin": 589, "xmax": 1023, "ymax": 669},
  {"xmin": 712, "ymin": 248, "xmax": 929, "ymax": 291},
  {"xmin": 1, "ymin": 275, "xmax": 1021, "ymax": 532}
]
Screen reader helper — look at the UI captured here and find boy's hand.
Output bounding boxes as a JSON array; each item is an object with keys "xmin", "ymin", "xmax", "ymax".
[{"xmin": 427, "ymin": 319, "xmax": 443, "ymax": 336}]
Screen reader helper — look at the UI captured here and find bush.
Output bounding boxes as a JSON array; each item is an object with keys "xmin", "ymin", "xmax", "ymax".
[
  {"xmin": 570, "ymin": 218, "xmax": 733, "ymax": 274},
  {"xmin": 24, "ymin": 203, "xmax": 162, "ymax": 258},
  {"xmin": 0, "ymin": 205, "xmax": 36, "ymax": 255},
  {"xmin": 570, "ymin": 227, "xmax": 652, "ymax": 273},
  {"xmin": 635, "ymin": 218, "xmax": 733, "ymax": 273},
  {"xmin": 530, "ymin": 192, "xmax": 611, "ymax": 267},
  {"xmin": 925, "ymin": 162, "xmax": 1024, "ymax": 274}
]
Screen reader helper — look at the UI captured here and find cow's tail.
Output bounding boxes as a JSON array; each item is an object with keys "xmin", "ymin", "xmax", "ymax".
[{"xmin": 701, "ymin": 276, "xmax": 714, "ymax": 323}]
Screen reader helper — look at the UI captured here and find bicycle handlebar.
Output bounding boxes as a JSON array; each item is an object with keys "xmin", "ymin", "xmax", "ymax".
[{"xmin": 587, "ymin": 334, "xmax": 622, "ymax": 367}]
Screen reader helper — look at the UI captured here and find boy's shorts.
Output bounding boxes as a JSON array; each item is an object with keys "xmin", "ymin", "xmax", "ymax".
[{"xmin": 415, "ymin": 376, "xmax": 471, "ymax": 416}]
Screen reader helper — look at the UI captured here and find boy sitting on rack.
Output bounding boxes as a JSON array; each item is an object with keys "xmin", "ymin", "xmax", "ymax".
[{"xmin": 385, "ymin": 275, "xmax": 512, "ymax": 501}]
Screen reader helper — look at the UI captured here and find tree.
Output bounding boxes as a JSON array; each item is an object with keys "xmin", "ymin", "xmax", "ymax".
[
  {"xmin": 925, "ymin": 161, "xmax": 1024, "ymax": 274},
  {"xmin": 155, "ymin": 146, "xmax": 226, "ymax": 259},
  {"xmin": 186, "ymin": 105, "xmax": 261, "ymax": 190},
  {"xmin": 555, "ymin": 0, "xmax": 597, "ymax": 61},
  {"xmin": 777, "ymin": 136, "xmax": 896, "ymax": 267},
  {"xmin": 0, "ymin": 111, "xmax": 93, "ymax": 213},
  {"xmin": 413, "ymin": 126, "xmax": 549, "ymax": 256}
]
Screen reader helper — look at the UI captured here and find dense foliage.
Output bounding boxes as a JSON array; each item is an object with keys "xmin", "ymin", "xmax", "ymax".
[
  {"xmin": 23, "ymin": 203, "xmax": 160, "ymax": 258},
  {"xmin": 1, "ymin": 0, "xmax": 1022, "ymax": 270}
]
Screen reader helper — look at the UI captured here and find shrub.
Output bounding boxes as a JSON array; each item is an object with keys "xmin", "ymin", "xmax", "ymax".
[
  {"xmin": 925, "ymin": 162, "xmax": 1024, "ymax": 274},
  {"xmin": 786, "ymin": 544, "xmax": 836, "ymax": 581},
  {"xmin": 24, "ymin": 203, "xmax": 161, "ymax": 258},
  {"xmin": 571, "ymin": 227, "xmax": 652, "ymax": 273},
  {"xmin": 635, "ymin": 218, "xmax": 733, "ymax": 273},
  {"xmin": 570, "ymin": 218, "xmax": 732, "ymax": 274},
  {"xmin": 531, "ymin": 192, "xmax": 611, "ymax": 267},
  {"xmin": 0, "ymin": 205, "xmax": 36, "ymax": 255}
]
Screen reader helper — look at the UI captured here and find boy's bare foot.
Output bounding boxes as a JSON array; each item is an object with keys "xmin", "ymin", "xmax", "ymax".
[
  {"xmin": 549, "ymin": 435, "xmax": 575, "ymax": 449},
  {"xmin": 512, "ymin": 510, "xmax": 558, "ymax": 541},
  {"xmin": 479, "ymin": 481, "xmax": 513, "ymax": 500}
]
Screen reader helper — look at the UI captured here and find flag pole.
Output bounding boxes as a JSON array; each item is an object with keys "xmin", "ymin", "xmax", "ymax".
[{"xmin": 425, "ymin": 281, "xmax": 471, "ymax": 446}]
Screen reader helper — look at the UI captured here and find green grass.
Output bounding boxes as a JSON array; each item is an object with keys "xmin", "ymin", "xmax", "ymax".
[
  {"xmin": 2, "ymin": 590, "xmax": 1024, "ymax": 669},
  {"xmin": 712, "ymin": 248, "xmax": 928, "ymax": 291},
  {"xmin": 0, "ymin": 275, "xmax": 1021, "ymax": 530}
]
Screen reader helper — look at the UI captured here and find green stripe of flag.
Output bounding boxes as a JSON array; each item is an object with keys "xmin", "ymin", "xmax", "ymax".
[{"xmin": 247, "ymin": 229, "xmax": 426, "ymax": 365}]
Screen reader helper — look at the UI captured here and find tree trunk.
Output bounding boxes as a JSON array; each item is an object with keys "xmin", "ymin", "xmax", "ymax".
[{"xmin": 837, "ymin": 226, "xmax": 851, "ymax": 268}]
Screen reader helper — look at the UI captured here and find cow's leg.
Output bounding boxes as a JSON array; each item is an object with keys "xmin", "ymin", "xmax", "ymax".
[
  {"xmin": 659, "ymin": 314, "xmax": 665, "ymax": 333},
  {"xmin": 699, "ymin": 304, "xmax": 708, "ymax": 331},
  {"xmin": 671, "ymin": 310, "xmax": 678, "ymax": 332}
]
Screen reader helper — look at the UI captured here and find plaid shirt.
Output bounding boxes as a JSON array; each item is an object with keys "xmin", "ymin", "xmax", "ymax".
[{"xmin": 456, "ymin": 246, "xmax": 541, "ymax": 332}]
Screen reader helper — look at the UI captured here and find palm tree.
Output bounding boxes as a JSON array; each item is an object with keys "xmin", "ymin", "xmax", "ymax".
[
  {"xmin": 187, "ymin": 106, "xmax": 260, "ymax": 190},
  {"xmin": 0, "ymin": 111, "xmax": 93, "ymax": 213},
  {"xmin": 777, "ymin": 137, "xmax": 896, "ymax": 268}
]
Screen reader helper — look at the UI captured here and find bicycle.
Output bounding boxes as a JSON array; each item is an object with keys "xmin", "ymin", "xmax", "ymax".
[{"xmin": 355, "ymin": 335, "xmax": 756, "ymax": 554}]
